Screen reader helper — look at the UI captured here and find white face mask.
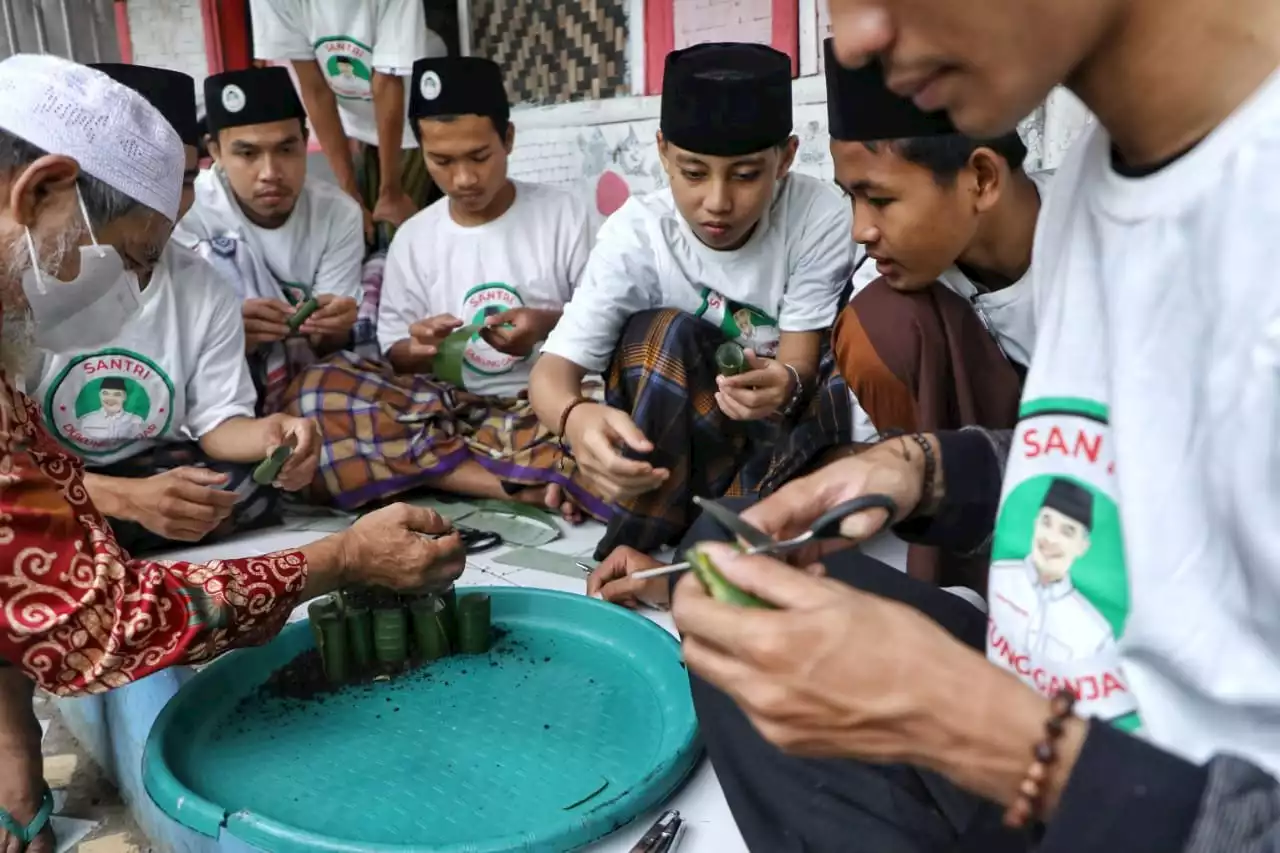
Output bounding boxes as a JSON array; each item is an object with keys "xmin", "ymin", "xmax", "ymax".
[{"xmin": 21, "ymin": 189, "xmax": 142, "ymax": 354}]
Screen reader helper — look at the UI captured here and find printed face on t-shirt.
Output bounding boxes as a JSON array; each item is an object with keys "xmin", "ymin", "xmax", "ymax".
[
  {"xmin": 659, "ymin": 135, "xmax": 795, "ymax": 251},
  {"xmin": 1030, "ymin": 505, "xmax": 1093, "ymax": 584},
  {"xmin": 418, "ymin": 114, "xmax": 513, "ymax": 223},
  {"xmin": 832, "ymin": 138, "xmax": 982, "ymax": 291},
  {"xmin": 825, "ymin": 0, "xmax": 1109, "ymax": 137},
  {"xmin": 211, "ymin": 119, "xmax": 308, "ymax": 228}
]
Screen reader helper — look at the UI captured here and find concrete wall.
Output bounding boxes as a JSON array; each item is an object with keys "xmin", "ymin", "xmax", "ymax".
[
  {"xmin": 506, "ymin": 76, "xmax": 1096, "ymax": 220},
  {"xmin": 125, "ymin": 0, "xmax": 209, "ymax": 108},
  {"xmin": 673, "ymin": 0, "xmax": 774, "ymax": 49}
]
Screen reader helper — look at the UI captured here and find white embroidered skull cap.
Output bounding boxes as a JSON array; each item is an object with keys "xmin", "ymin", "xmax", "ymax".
[{"xmin": 0, "ymin": 53, "xmax": 184, "ymax": 222}]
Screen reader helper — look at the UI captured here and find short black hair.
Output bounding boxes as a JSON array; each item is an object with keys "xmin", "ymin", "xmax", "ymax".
[
  {"xmin": 413, "ymin": 113, "xmax": 510, "ymax": 143},
  {"xmin": 865, "ymin": 131, "xmax": 1027, "ymax": 183}
]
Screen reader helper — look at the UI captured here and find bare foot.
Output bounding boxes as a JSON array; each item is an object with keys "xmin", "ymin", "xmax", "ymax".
[{"xmin": 544, "ymin": 484, "xmax": 585, "ymax": 525}]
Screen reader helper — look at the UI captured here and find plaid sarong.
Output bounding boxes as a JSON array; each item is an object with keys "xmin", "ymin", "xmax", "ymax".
[
  {"xmin": 593, "ymin": 309, "xmax": 781, "ymax": 559},
  {"xmin": 755, "ymin": 348, "xmax": 854, "ymax": 495},
  {"xmin": 90, "ymin": 441, "xmax": 281, "ymax": 556},
  {"xmin": 284, "ymin": 351, "xmax": 611, "ymax": 518}
]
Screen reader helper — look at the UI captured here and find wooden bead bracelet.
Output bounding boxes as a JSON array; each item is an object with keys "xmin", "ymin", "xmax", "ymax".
[{"xmin": 1003, "ymin": 688, "xmax": 1076, "ymax": 829}]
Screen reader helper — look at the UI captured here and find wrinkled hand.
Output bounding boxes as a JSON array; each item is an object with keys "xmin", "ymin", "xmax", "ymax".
[
  {"xmin": 242, "ymin": 298, "xmax": 294, "ymax": 350},
  {"xmin": 372, "ymin": 188, "xmax": 418, "ymax": 229},
  {"xmin": 122, "ymin": 467, "xmax": 238, "ymax": 542},
  {"xmin": 738, "ymin": 439, "xmax": 925, "ymax": 558},
  {"xmin": 260, "ymin": 414, "xmax": 321, "ymax": 491},
  {"xmin": 587, "ymin": 545, "xmax": 669, "ymax": 609},
  {"xmin": 299, "ymin": 294, "xmax": 359, "ymax": 344},
  {"xmin": 406, "ymin": 313, "xmax": 464, "ymax": 360},
  {"xmin": 673, "ymin": 542, "xmax": 966, "ymax": 761},
  {"xmin": 715, "ymin": 351, "xmax": 794, "ymax": 421},
  {"xmin": 478, "ymin": 308, "xmax": 557, "ymax": 358},
  {"xmin": 339, "ymin": 504, "xmax": 467, "ymax": 591},
  {"xmin": 563, "ymin": 402, "xmax": 669, "ymax": 503}
]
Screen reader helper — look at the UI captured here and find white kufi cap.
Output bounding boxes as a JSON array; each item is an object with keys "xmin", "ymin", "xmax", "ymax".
[{"xmin": 0, "ymin": 54, "xmax": 184, "ymax": 222}]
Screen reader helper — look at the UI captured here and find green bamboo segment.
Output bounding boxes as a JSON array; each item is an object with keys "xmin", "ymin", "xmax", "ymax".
[
  {"xmin": 372, "ymin": 605, "xmax": 409, "ymax": 669},
  {"xmin": 457, "ymin": 593, "xmax": 492, "ymax": 654},
  {"xmin": 308, "ymin": 599, "xmax": 350, "ymax": 684},
  {"xmin": 345, "ymin": 606, "xmax": 374, "ymax": 670},
  {"xmin": 687, "ymin": 546, "xmax": 774, "ymax": 609},
  {"xmin": 715, "ymin": 341, "xmax": 746, "ymax": 376},
  {"xmin": 408, "ymin": 595, "xmax": 450, "ymax": 661},
  {"xmin": 287, "ymin": 296, "xmax": 321, "ymax": 332},
  {"xmin": 440, "ymin": 586, "xmax": 459, "ymax": 650}
]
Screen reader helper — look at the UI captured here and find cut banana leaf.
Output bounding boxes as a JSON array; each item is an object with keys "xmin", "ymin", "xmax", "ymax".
[
  {"xmin": 471, "ymin": 499, "xmax": 558, "ymax": 522},
  {"xmin": 434, "ymin": 324, "xmax": 481, "ymax": 388},
  {"xmin": 459, "ymin": 506, "xmax": 560, "ymax": 547},
  {"xmin": 372, "ymin": 606, "xmax": 409, "ymax": 669},
  {"xmin": 344, "ymin": 607, "xmax": 374, "ymax": 670},
  {"xmin": 408, "ymin": 595, "xmax": 450, "ymax": 661},
  {"xmin": 715, "ymin": 341, "xmax": 747, "ymax": 376},
  {"xmin": 402, "ymin": 494, "xmax": 478, "ymax": 523},
  {"xmin": 687, "ymin": 546, "xmax": 774, "ymax": 609},
  {"xmin": 440, "ymin": 586, "xmax": 459, "ymax": 650},
  {"xmin": 457, "ymin": 593, "xmax": 492, "ymax": 654},
  {"xmin": 308, "ymin": 600, "xmax": 349, "ymax": 684}
]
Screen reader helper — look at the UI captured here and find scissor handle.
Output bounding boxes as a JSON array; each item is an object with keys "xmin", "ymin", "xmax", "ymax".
[{"xmin": 809, "ymin": 494, "xmax": 899, "ymax": 539}]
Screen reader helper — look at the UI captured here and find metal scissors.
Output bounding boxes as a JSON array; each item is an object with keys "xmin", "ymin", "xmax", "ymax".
[
  {"xmin": 631, "ymin": 493, "xmax": 899, "ymax": 581},
  {"xmin": 457, "ymin": 527, "xmax": 503, "ymax": 554}
]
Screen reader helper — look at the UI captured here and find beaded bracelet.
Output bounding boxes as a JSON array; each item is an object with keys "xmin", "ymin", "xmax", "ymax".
[
  {"xmin": 1003, "ymin": 689, "xmax": 1077, "ymax": 829},
  {"xmin": 554, "ymin": 397, "xmax": 593, "ymax": 470},
  {"xmin": 901, "ymin": 433, "xmax": 937, "ymax": 517}
]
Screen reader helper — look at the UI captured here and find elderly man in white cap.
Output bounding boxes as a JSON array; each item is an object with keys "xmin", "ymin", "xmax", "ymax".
[{"xmin": 0, "ymin": 55, "xmax": 468, "ymax": 852}]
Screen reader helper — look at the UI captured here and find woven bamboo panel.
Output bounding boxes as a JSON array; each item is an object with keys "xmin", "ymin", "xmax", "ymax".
[{"xmin": 471, "ymin": 0, "xmax": 629, "ymax": 105}]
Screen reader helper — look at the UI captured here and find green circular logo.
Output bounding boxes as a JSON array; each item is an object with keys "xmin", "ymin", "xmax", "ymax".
[{"xmin": 45, "ymin": 349, "xmax": 175, "ymax": 458}]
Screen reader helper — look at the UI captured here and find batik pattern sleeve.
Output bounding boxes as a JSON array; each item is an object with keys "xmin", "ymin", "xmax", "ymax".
[
  {"xmin": 185, "ymin": 271, "xmax": 258, "ymax": 438},
  {"xmin": 249, "ymin": 0, "xmax": 312, "ymax": 61},
  {"xmin": 312, "ymin": 193, "xmax": 365, "ymax": 302},
  {"xmin": 376, "ymin": 228, "xmax": 433, "ymax": 355},
  {"xmin": 777, "ymin": 188, "xmax": 853, "ymax": 332},
  {"xmin": 373, "ymin": 0, "xmax": 432, "ymax": 74},
  {"xmin": 0, "ymin": 378, "xmax": 306, "ymax": 696},
  {"xmin": 540, "ymin": 203, "xmax": 659, "ymax": 373}
]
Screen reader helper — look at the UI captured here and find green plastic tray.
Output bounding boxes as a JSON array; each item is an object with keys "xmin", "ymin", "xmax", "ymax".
[{"xmin": 143, "ymin": 588, "xmax": 700, "ymax": 852}]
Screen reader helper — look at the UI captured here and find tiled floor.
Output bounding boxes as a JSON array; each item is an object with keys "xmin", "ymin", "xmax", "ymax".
[{"xmin": 46, "ymin": 512, "xmax": 747, "ymax": 852}]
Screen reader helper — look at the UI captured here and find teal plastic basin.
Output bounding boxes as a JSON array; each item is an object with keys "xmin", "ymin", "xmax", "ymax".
[{"xmin": 144, "ymin": 587, "xmax": 700, "ymax": 852}]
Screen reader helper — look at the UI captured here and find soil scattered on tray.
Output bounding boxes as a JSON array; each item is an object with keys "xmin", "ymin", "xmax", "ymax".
[{"xmin": 247, "ymin": 622, "xmax": 560, "ymax": 710}]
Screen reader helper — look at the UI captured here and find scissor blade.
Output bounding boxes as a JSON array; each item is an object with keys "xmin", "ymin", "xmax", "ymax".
[
  {"xmin": 630, "ymin": 560, "xmax": 693, "ymax": 581},
  {"xmin": 692, "ymin": 496, "xmax": 774, "ymax": 549},
  {"xmin": 629, "ymin": 537, "xmax": 812, "ymax": 582}
]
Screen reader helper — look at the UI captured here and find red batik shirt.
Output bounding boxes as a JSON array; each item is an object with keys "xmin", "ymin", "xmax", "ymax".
[{"xmin": 0, "ymin": 372, "xmax": 307, "ymax": 696}]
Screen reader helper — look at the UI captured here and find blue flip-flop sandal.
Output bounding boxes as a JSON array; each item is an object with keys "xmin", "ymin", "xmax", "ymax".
[{"xmin": 0, "ymin": 785, "xmax": 53, "ymax": 850}]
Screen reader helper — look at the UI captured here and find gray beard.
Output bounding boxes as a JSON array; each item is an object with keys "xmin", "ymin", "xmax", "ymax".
[{"xmin": 0, "ymin": 226, "xmax": 81, "ymax": 380}]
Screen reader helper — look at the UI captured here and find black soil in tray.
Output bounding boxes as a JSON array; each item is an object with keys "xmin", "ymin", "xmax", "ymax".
[{"xmin": 254, "ymin": 625, "xmax": 525, "ymax": 705}]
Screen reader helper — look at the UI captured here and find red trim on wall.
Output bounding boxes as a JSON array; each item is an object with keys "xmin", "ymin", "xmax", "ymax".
[
  {"xmin": 771, "ymin": 0, "xmax": 800, "ymax": 76},
  {"xmin": 199, "ymin": 0, "xmax": 225, "ymax": 74},
  {"xmin": 644, "ymin": 0, "xmax": 675, "ymax": 95},
  {"xmin": 217, "ymin": 1, "xmax": 254, "ymax": 71},
  {"xmin": 112, "ymin": 1, "xmax": 132, "ymax": 64}
]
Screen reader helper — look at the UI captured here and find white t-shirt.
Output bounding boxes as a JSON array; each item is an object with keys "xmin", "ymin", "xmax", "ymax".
[
  {"xmin": 29, "ymin": 243, "xmax": 257, "ymax": 466},
  {"xmin": 250, "ymin": 0, "xmax": 446, "ymax": 148},
  {"xmin": 986, "ymin": 68, "xmax": 1280, "ymax": 776},
  {"xmin": 378, "ymin": 181, "xmax": 593, "ymax": 398},
  {"xmin": 176, "ymin": 168, "xmax": 364, "ymax": 305},
  {"xmin": 543, "ymin": 174, "xmax": 854, "ymax": 373},
  {"xmin": 845, "ymin": 170, "xmax": 1050, "ymax": 443}
]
